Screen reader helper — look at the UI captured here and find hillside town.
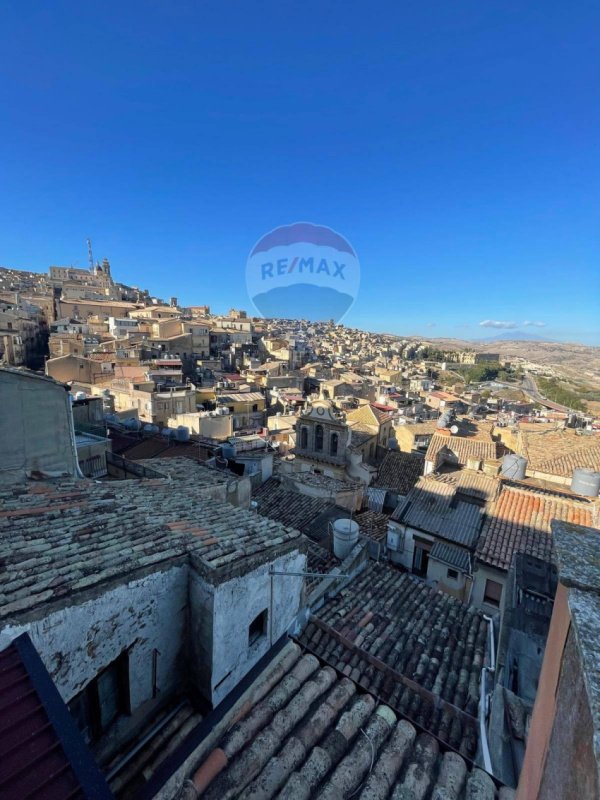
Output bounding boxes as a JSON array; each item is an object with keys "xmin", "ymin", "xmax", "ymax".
[{"xmin": 1, "ymin": 257, "xmax": 600, "ymax": 800}]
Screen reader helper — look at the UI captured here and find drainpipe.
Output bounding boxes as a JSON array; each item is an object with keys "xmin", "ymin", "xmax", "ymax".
[
  {"xmin": 66, "ymin": 390, "xmax": 86, "ymax": 479},
  {"xmin": 479, "ymin": 667, "xmax": 494, "ymax": 775},
  {"xmin": 483, "ymin": 614, "xmax": 496, "ymax": 671},
  {"xmin": 478, "ymin": 613, "xmax": 497, "ymax": 777}
]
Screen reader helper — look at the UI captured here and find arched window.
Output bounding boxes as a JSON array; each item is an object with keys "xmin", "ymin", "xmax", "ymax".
[
  {"xmin": 300, "ymin": 426, "xmax": 308, "ymax": 449},
  {"xmin": 330, "ymin": 432, "xmax": 338, "ymax": 456},
  {"xmin": 315, "ymin": 424, "xmax": 324, "ymax": 452}
]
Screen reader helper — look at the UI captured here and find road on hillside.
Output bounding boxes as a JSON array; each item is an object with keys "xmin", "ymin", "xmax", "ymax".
[{"xmin": 521, "ymin": 371, "xmax": 570, "ymax": 413}]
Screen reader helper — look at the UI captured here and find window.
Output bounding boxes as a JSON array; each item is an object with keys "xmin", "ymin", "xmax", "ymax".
[
  {"xmin": 252, "ymin": 404, "xmax": 258, "ymax": 412},
  {"xmin": 315, "ymin": 424, "xmax": 324, "ymax": 451},
  {"xmin": 447, "ymin": 568, "xmax": 459, "ymax": 580},
  {"xmin": 248, "ymin": 609, "xmax": 268, "ymax": 646},
  {"xmin": 330, "ymin": 432, "xmax": 338, "ymax": 456},
  {"xmin": 484, "ymin": 579, "xmax": 503, "ymax": 607},
  {"xmin": 68, "ymin": 652, "xmax": 130, "ymax": 744},
  {"xmin": 300, "ymin": 426, "xmax": 308, "ymax": 449}
]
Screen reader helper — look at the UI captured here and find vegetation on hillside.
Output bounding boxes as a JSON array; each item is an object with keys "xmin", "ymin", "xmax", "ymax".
[
  {"xmin": 452, "ymin": 362, "xmax": 514, "ymax": 384},
  {"xmin": 537, "ymin": 377, "xmax": 587, "ymax": 411}
]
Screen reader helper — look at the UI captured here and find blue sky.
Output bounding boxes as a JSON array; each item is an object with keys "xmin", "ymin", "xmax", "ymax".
[{"xmin": 1, "ymin": 1, "xmax": 598, "ymax": 343}]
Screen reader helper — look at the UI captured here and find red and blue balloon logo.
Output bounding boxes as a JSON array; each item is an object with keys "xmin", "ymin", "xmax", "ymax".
[{"xmin": 246, "ymin": 222, "xmax": 360, "ymax": 322}]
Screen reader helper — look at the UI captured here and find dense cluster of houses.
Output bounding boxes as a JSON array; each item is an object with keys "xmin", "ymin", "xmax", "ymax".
[{"xmin": 1, "ymin": 260, "xmax": 600, "ymax": 799}]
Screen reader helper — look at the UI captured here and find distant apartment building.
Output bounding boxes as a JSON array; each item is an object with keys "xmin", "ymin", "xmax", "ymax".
[
  {"xmin": 108, "ymin": 315, "xmax": 140, "ymax": 338},
  {"xmin": 217, "ymin": 390, "xmax": 266, "ymax": 432},
  {"xmin": 108, "ymin": 379, "xmax": 196, "ymax": 425},
  {"xmin": 394, "ymin": 419, "xmax": 439, "ymax": 453},
  {"xmin": 457, "ymin": 351, "xmax": 501, "ymax": 364},
  {"xmin": 0, "ymin": 299, "xmax": 48, "ymax": 367},
  {"xmin": 167, "ymin": 410, "xmax": 233, "ymax": 440},
  {"xmin": 46, "ymin": 354, "xmax": 113, "ymax": 385}
]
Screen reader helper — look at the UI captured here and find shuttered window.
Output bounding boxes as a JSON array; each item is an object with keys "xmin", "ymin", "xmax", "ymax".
[{"xmin": 484, "ymin": 579, "xmax": 503, "ymax": 607}]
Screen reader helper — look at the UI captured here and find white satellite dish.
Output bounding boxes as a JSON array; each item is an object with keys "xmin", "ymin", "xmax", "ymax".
[{"xmin": 450, "ymin": 425, "xmax": 459, "ymax": 435}]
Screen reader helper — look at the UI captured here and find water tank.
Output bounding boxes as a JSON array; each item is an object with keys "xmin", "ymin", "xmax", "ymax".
[
  {"xmin": 501, "ymin": 454, "xmax": 528, "ymax": 480},
  {"xmin": 437, "ymin": 411, "xmax": 453, "ymax": 429},
  {"xmin": 332, "ymin": 518, "xmax": 360, "ymax": 560},
  {"xmin": 74, "ymin": 391, "xmax": 87, "ymax": 401},
  {"xmin": 143, "ymin": 424, "xmax": 159, "ymax": 435},
  {"xmin": 176, "ymin": 425, "xmax": 190, "ymax": 441},
  {"xmin": 571, "ymin": 468, "xmax": 600, "ymax": 497},
  {"xmin": 161, "ymin": 427, "xmax": 175, "ymax": 438},
  {"xmin": 123, "ymin": 417, "xmax": 142, "ymax": 432}
]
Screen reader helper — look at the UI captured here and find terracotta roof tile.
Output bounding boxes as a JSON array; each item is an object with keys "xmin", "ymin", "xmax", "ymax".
[
  {"xmin": 373, "ymin": 450, "xmax": 424, "ymax": 495},
  {"xmin": 189, "ymin": 642, "xmax": 511, "ymax": 799},
  {"xmin": 0, "ymin": 460, "xmax": 303, "ymax": 621},
  {"xmin": 476, "ymin": 484, "xmax": 599, "ymax": 570}
]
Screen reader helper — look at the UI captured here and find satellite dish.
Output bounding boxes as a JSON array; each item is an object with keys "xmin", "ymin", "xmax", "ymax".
[{"xmin": 450, "ymin": 425, "xmax": 459, "ymax": 435}]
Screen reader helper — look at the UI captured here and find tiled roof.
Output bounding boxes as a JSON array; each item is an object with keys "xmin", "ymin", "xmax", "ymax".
[
  {"xmin": 312, "ymin": 562, "xmax": 487, "ymax": 711},
  {"xmin": 0, "ymin": 633, "xmax": 112, "ymax": 800},
  {"xmin": 137, "ymin": 457, "xmax": 233, "ymax": 486},
  {"xmin": 346, "ymin": 403, "xmax": 394, "ymax": 433},
  {"xmin": 254, "ymin": 479, "xmax": 332, "ymax": 534},
  {"xmin": 426, "ymin": 432, "xmax": 499, "ymax": 469},
  {"xmin": 305, "ymin": 542, "xmax": 340, "ymax": 592},
  {"xmin": 348, "ymin": 429, "xmax": 376, "ymax": 448},
  {"xmin": 192, "ymin": 642, "xmax": 510, "ymax": 800},
  {"xmin": 434, "ymin": 469, "xmax": 501, "ymax": 503},
  {"xmin": 398, "ymin": 420, "xmax": 440, "ymax": 437},
  {"xmin": 354, "ymin": 509, "xmax": 390, "ymax": 543},
  {"xmin": 218, "ymin": 391, "xmax": 264, "ymax": 403},
  {"xmin": 430, "ymin": 542, "xmax": 472, "ymax": 574},
  {"xmin": 476, "ymin": 484, "xmax": 599, "ymax": 571},
  {"xmin": 518, "ymin": 428, "xmax": 600, "ymax": 473},
  {"xmin": 374, "ymin": 450, "xmax": 424, "ymax": 495},
  {"xmin": 286, "ymin": 470, "xmax": 362, "ymax": 493},
  {"xmin": 0, "ymin": 462, "xmax": 303, "ymax": 621},
  {"xmin": 535, "ymin": 442, "xmax": 600, "ymax": 479},
  {"xmin": 392, "ymin": 478, "xmax": 485, "ymax": 549}
]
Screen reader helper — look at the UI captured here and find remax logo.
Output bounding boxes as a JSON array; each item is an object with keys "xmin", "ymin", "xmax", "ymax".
[{"xmin": 246, "ymin": 222, "xmax": 360, "ymax": 322}]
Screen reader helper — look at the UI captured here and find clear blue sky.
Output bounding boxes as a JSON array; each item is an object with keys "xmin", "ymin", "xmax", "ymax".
[{"xmin": 1, "ymin": 2, "xmax": 599, "ymax": 343}]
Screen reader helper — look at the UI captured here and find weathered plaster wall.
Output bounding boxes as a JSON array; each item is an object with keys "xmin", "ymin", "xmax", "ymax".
[
  {"xmin": 191, "ymin": 549, "xmax": 306, "ymax": 706},
  {"xmin": 387, "ymin": 522, "xmax": 415, "ymax": 571},
  {"xmin": 0, "ymin": 565, "xmax": 188, "ymax": 711},
  {"xmin": 427, "ymin": 557, "xmax": 469, "ymax": 601},
  {"xmin": 471, "ymin": 563, "xmax": 506, "ymax": 614}
]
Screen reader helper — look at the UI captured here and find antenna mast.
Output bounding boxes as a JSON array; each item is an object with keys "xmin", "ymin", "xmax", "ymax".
[{"xmin": 87, "ymin": 238, "xmax": 94, "ymax": 272}]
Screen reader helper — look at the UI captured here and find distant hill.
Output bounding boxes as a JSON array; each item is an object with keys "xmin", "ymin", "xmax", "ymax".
[{"xmin": 475, "ymin": 331, "xmax": 556, "ymax": 343}]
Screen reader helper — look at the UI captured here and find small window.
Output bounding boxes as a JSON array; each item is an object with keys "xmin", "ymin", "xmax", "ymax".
[
  {"xmin": 252, "ymin": 404, "xmax": 258, "ymax": 412},
  {"xmin": 484, "ymin": 579, "xmax": 503, "ymax": 607},
  {"xmin": 68, "ymin": 652, "xmax": 130, "ymax": 744},
  {"xmin": 447, "ymin": 568, "xmax": 459, "ymax": 580},
  {"xmin": 248, "ymin": 609, "xmax": 268, "ymax": 646},
  {"xmin": 330, "ymin": 432, "xmax": 339, "ymax": 456},
  {"xmin": 315, "ymin": 424, "xmax": 324, "ymax": 451},
  {"xmin": 300, "ymin": 426, "xmax": 308, "ymax": 449}
]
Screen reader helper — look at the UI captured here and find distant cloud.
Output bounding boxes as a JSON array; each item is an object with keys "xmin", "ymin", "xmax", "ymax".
[
  {"xmin": 479, "ymin": 320, "xmax": 518, "ymax": 329},
  {"xmin": 479, "ymin": 319, "xmax": 546, "ymax": 329}
]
